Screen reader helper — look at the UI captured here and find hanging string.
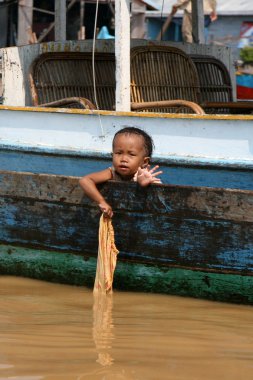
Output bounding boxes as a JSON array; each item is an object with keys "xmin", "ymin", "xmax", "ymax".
[
  {"xmin": 92, "ymin": 0, "xmax": 105, "ymax": 138},
  {"xmin": 92, "ymin": 0, "xmax": 99, "ymax": 109},
  {"xmin": 159, "ymin": 0, "xmax": 165, "ymax": 40}
]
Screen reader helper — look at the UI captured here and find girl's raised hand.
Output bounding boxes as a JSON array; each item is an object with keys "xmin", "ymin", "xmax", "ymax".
[{"xmin": 136, "ymin": 165, "xmax": 163, "ymax": 187}]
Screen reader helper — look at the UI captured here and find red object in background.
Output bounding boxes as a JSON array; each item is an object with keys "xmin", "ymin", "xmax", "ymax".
[
  {"xmin": 236, "ymin": 73, "xmax": 253, "ymax": 100},
  {"xmin": 240, "ymin": 21, "xmax": 253, "ymax": 38},
  {"xmin": 237, "ymin": 84, "xmax": 253, "ymax": 99}
]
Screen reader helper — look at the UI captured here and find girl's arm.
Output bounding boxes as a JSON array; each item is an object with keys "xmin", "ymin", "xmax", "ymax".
[{"xmin": 79, "ymin": 168, "xmax": 113, "ymax": 217}]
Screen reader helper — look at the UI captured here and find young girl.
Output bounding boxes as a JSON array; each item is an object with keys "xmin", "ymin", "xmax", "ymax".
[{"xmin": 79, "ymin": 127, "xmax": 162, "ymax": 218}]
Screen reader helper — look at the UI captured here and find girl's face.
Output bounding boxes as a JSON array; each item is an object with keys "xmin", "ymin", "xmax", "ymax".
[{"xmin": 112, "ymin": 133, "xmax": 149, "ymax": 179}]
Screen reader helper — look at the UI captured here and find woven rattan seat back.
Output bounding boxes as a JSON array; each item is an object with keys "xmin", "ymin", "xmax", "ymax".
[
  {"xmin": 30, "ymin": 52, "xmax": 115, "ymax": 110},
  {"xmin": 130, "ymin": 45, "xmax": 201, "ymax": 113},
  {"xmin": 190, "ymin": 54, "xmax": 233, "ymax": 113}
]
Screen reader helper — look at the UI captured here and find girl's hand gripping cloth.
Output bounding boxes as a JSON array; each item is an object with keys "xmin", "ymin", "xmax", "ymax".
[{"xmin": 94, "ymin": 214, "xmax": 119, "ymax": 293}]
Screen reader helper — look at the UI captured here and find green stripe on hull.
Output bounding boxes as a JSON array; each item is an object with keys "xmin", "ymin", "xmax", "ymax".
[{"xmin": 0, "ymin": 244, "xmax": 253, "ymax": 305}]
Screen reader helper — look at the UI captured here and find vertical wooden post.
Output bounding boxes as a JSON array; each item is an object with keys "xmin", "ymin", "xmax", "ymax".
[
  {"xmin": 0, "ymin": 2, "xmax": 8, "ymax": 47},
  {"xmin": 115, "ymin": 0, "xmax": 131, "ymax": 112},
  {"xmin": 192, "ymin": 0, "xmax": 205, "ymax": 44},
  {"xmin": 17, "ymin": 0, "xmax": 33, "ymax": 46},
  {"xmin": 78, "ymin": 0, "xmax": 85, "ymax": 39},
  {"xmin": 80, "ymin": 0, "xmax": 85, "ymax": 30},
  {"xmin": 55, "ymin": 0, "xmax": 66, "ymax": 41}
]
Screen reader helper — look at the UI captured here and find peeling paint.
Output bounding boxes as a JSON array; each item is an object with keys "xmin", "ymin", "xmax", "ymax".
[{"xmin": 0, "ymin": 169, "xmax": 253, "ymax": 303}]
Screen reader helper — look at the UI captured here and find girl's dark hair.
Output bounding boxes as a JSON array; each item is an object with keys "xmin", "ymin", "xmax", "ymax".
[{"xmin": 113, "ymin": 127, "xmax": 154, "ymax": 157}]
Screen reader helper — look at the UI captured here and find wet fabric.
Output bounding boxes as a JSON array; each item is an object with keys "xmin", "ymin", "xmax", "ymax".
[{"xmin": 94, "ymin": 214, "xmax": 119, "ymax": 293}]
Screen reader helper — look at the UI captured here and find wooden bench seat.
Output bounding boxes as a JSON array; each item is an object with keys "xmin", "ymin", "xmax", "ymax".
[
  {"xmin": 29, "ymin": 49, "xmax": 204, "ymax": 114},
  {"xmin": 130, "ymin": 45, "xmax": 204, "ymax": 114},
  {"xmin": 29, "ymin": 51, "xmax": 116, "ymax": 110},
  {"xmin": 29, "ymin": 48, "xmax": 253, "ymax": 115}
]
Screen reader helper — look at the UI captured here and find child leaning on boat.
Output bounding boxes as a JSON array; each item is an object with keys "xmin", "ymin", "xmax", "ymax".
[{"xmin": 79, "ymin": 127, "xmax": 162, "ymax": 218}]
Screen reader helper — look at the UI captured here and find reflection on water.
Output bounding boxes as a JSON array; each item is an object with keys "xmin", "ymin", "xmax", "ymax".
[
  {"xmin": 93, "ymin": 293, "xmax": 114, "ymax": 367},
  {"xmin": 0, "ymin": 276, "xmax": 253, "ymax": 379}
]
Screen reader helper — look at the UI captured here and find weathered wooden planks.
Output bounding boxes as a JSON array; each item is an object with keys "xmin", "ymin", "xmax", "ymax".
[{"xmin": 0, "ymin": 170, "xmax": 253, "ymax": 277}]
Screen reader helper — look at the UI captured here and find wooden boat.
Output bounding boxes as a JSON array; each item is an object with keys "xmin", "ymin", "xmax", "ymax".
[
  {"xmin": 0, "ymin": 168, "xmax": 253, "ymax": 304},
  {"xmin": 1, "ymin": 3, "xmax": 253, "ymax": 304},
  {"xmin": 0, "ymin": 51, "xmax": 253, "ymax": 305}
]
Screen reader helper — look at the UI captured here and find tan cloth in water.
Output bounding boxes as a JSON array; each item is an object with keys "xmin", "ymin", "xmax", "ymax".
[{"xmin": 94, "ymin": 214, "xmax": 119, "ymax": 293}]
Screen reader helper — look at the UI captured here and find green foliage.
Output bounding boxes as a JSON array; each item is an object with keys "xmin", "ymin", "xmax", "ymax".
[{"xmin": 240, "ymin": 46, "xmax": 253, "ymax": 63}]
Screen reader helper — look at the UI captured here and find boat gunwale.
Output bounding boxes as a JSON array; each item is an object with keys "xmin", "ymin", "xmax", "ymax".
[
  {"xmin": 1, "ymin": 104, "xmax": 253, "ymax": 121},
  {"xmin": 1, "ymin": 168, "xmax": 252, "ymax": 195},
  {"xmin": 1, "ymin": 170, "xmax": 253, "ymax": 225}
]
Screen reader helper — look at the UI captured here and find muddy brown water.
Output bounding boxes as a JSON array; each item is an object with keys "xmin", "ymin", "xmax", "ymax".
[{"xmin": 0, "ymin": 276, "xmax": 252, "ymax": 380}]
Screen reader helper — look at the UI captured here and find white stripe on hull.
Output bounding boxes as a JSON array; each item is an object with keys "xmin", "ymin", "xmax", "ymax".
[{"xmin": 0, "ymin": 106, "xmax": 253, "ymax": 168}]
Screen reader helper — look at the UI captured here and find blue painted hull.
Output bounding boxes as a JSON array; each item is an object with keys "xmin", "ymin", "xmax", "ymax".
[
  {"xmin": 0, "ymin": 147, "xmax": 252, "ymax": 191},
  {"xmin": 0, "ymin": 148, "xmax": 253, "ymax": 303},
  {"xmin": 1, "ymin": 169, "xmax": 252, "ymax": 270}
]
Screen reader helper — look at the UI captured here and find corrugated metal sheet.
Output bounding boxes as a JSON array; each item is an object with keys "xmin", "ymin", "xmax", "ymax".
[
  {"xmin": 139, "ymin": 0, "xmax": 160, "ymax": 10},
  {"xmin": 85, "ymin": 0, "xmax": 159, "ymax": 10},
  {"xmin": 149, "ymin": 0, "xmax": 253, "ymax": 15}
]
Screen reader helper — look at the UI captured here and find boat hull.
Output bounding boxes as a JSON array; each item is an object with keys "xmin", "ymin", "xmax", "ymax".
[
  {"xmin": 1, "ymin": 106, "xmax": 253, "ymax": 169},
  {"xmin": 1, "ymin": 146, "xmax": 253, "ymax": 190},
  {"xmin": 1, "ymin": 244, "xmax": 253, "ymax": 304},
  {"xmin": 0, "ymin": 170, "xmax": 253, "ymax": 304}
]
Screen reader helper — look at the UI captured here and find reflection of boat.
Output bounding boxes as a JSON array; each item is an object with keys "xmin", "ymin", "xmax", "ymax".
[
  {"xmin": 1, "ymin": 169, "xmax": 253, "ymax": 305},
  {"xmin": 236, "ymin": 72, "xmax": 253, "ymax": 100}
]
